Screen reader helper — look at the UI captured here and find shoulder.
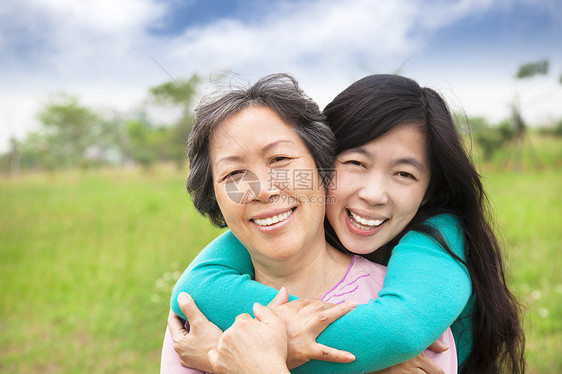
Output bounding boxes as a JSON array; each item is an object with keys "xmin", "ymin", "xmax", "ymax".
[
  {"xmin": 206, "ymin": 230, "xmax": 245, "ymax": 250},
  {"xmin": 400, "ymin": 213, "xmax": 466, "ymax": 260},
  {"xmin": 353, "ymin": 255, "xmax": 386, "ymax": 277},
  {"xmin": 425, "ymin": 213, "xmax": 462, "ymax": 229}
]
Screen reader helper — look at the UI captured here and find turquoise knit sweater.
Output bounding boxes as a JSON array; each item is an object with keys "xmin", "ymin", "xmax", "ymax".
[{"xmin": 171, "ymin": 214, "xmax": 473, "ymax": 373}]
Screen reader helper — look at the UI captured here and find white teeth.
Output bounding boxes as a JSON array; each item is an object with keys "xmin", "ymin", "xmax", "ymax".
[
  {"xmin": 254, "ymin": 210, "xmax": 293, "ymax": 226},
  {"xmin": 349, "ymin": 211, "xmax": 385, "ymax": 228}
]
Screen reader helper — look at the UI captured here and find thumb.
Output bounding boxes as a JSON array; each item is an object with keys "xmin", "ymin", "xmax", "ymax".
[
  {"xmin": 177, "ymin": 292, "xmax": 208, "ymax": 326},
  {"xmin": 253, "ymin": 303, "xmax": 279, "ymax": 324},
  {"xmin": 267, "ymin": 287, "xmax": 289, "ymax": 308},
  {"xmin": 428, "ymin": 338, "xmax": 449, "ymax": 353}
]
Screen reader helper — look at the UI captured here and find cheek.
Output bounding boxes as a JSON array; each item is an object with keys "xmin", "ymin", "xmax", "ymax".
[
  {"xmin": 213, "ymin": 185, "xmax": 235, "ymax": 218},
  {"xmin": 327, "ymin": 185, "xmax": 348, "ymax": 215},
  {"xmin": 325, "ymin": 184, "xmax": 353, "ymax": 230},
  {"xmin": 328, "ymin": 168, "xmax": 354, "ymax": 201},
  {"xmin": 399, "ymin": 188, "xmax": 427, "ymax": 218},
  {"xmin": 213, "ymin": 183, "xmax": 225, "ymax": 206}
]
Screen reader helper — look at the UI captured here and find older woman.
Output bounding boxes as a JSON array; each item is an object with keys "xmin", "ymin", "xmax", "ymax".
[{"xmin": 161, "ymin": 74, "xmax": 457, "ymax": 373}]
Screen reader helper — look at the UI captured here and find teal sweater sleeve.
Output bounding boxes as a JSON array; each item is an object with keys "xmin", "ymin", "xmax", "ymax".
[{"xmin": 171, "ymin": 214, "xmax": 472, "ymax": 373}]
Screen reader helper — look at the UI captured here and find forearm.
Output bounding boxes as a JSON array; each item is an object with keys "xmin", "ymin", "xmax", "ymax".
[
  {"xmin": 295, "ymin": 215, "xmax": 471, "ymax": 372},
  {"xmin": 171, "ymin": 215, "xmax": 471, "ymax": 373},
  {"xmin": 171, "ymin": 231, "xmax": 285, "ymax": 330}
]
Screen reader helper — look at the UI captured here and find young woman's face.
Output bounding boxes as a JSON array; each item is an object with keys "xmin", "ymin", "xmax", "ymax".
[
  {"xmin": 209, "ymin": 106, "xmax": 327, "ymax": 266},
  {"xmin": 325, "ymin": 123, "xmax": 431, "ymax": 255}
]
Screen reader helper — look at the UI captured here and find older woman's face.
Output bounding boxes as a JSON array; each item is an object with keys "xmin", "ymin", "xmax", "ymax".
[{"xmin": 209, "ymin": 106, "xmax": 326, "ymax": 265}]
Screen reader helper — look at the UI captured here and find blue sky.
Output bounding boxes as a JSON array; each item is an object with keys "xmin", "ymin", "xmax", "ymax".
[{"xmin": 1, "ymin": 0, "xmax": 561, "ymax": 152}]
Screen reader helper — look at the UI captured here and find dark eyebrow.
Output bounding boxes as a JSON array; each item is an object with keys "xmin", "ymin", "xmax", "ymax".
[
  {"xmin": 393, "ymin": 157, "xmax": 426, "ymax": 172},
  {"xmin": 341, "ymin": 146, "xmax": 371, "ymax": 157},
  {"xmin": 342, "ymin": 147, "xmax": 426, "ymax": 172},
  {"xmin": 216, "ymin": 140, "xmax": 294, "ymax": 167},
  {"xmin": 261, "ymin": 140, "xmax": 294, "ymax": 154},
  {"xmin": 215, "ymin": 155, "xmax": 242, "ymax": 167}
]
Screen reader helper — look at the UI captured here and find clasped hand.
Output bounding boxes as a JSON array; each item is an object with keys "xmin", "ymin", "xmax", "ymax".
[
  {"xmin": 168, "ymin": 289, "xmax": 448, "ymax": 373},
  {"xmin": 167, "ymin": 288, "xmax": 356, "ymax": 373}
]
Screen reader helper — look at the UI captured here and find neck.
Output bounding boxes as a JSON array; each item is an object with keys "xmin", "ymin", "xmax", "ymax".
[{"xmin": 253, "ymin": 241, "xmax": 351, "ymax": 299}]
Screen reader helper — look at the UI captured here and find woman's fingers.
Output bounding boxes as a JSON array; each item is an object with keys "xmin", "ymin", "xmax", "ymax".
[
  {"xmin": 168, "ymin": 293, "xmax": 224, "ymax": 372},
  {"xmin": 307, "ymin": 301, "xmax": 357, "ymax": 336},
  {"xmin": 233, "ymin": 312, "xmax": 254, "ymax": 323},
  {"xmin": 267, "ymin": 287, "xmax": 289, "ymax": 308},
  {"xmin": 167, "ymin": 309, "xmax": 188, "ymax": 338},
  {"xmin": 415, "ymin": 352, "xmax": 445, "ymax": 374},
  {"xmin": 177, "ymin": 292, "xmax": 209, "ymax": 327},
  {"xmin": 372, "ymin": 352, "xmax": 445, "ymax": 374},
  {"xmin": 427, "ymin": 338, "xmax": 449, "ymax": 353},
  {"xmin": 282, "ymin": 300, "xmax": 357, "ymax": 368},
  {"xmin": 254, "ymin": 302, "xmax": 282, "ymax": 325},
  {"xmin": 210, "ymin": 308, "xmax": 290, "ymax": 374},
  {"xmin": 309, "ymin": 343, "xmax": 356, "ymax": 363}
]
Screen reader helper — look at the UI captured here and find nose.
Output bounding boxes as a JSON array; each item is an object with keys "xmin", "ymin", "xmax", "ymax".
[
  {"xmin": 356, "ymin": 173, "xmax": 389, "ymax": 206},
  {"xmin": 253, "ymin": 167, "xmax": 282, "ymax": 203}
]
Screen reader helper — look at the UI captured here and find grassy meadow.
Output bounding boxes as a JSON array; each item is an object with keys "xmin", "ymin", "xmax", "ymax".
[{"xmin": 1, "ymin": 134, "xmax": 561, "ymax": 373}]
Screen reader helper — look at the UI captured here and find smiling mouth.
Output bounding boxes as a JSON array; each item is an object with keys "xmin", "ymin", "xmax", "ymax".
[
  {"xmin": 253, "ymin": 208, "xmax": 295, "ymax": 227},
  {"xmin": 348, "ymin": 210, "xmax": 387, "ymax": 230}
]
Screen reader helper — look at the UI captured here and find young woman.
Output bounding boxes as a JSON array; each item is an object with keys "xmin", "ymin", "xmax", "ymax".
[{"xmin": 167, "ymin": 74, "xmax": 525, "ymax": 373}]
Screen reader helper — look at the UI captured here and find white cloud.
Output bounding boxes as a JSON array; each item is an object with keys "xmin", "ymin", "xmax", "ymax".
[{"xmin": 1, "ymin": 0, "xmax": 561, "ymax": 152}]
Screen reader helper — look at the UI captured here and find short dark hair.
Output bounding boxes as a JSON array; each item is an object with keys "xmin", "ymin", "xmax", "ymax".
[{"xmin": 187, "ymin": 73, "xmax": 336, "ymax": 227}]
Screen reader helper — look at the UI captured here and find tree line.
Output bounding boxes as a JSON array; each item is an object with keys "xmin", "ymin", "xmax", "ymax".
[
  {"xmin": 0, "ymin": 75, "xmax": 200, "ymax": 174},
  {"xmin": 1, "ymin": 60, "xmax": 561, "ymax": 175}
]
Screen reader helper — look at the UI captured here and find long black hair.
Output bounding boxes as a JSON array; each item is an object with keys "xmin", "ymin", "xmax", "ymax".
[{"xmin": 323, "ymin": 74, "xmax": 525, "ymax": 374}]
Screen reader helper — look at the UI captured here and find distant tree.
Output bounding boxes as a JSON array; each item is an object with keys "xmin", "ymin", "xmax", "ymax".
[
  {"xmin": 8, "ymin": 137, "xmax": 20, "ymax": 176},
  {"xmin": 18, "ymin": 131, "xmax": 57, "ymax": 170},
  {"xmin": 516, "ymin": 59, "xmax": 549, "ymax": 79},
  {"xmin": 1, "ymin": 76, "xmax": 203, "ymax": 172},
  {"xmin": 467, "ymin": 116, "xmax": 505, "ymax": 161},
  {"xmin": 38, "ymin": 94, "xmax": 101, "ymax": 168},
  {"xmin": 511, "ymin": 59, "xmax": 552, "ymax": 170},
  {"xmin": 126, "ymin": 117, "xmax": 157, "ymax": 170},
  {"xmin": 554, "ymin": 119, "xmax": 562, "ymax": 137},
  {"xmin": 497, "ymin": 118, "xmax": 516, "ymax": 141},
  {"xmin": 149, "ymin": 75, "xmax": 200, "ymax": 109},
  {"xmin": 91, "ymin": 111, "xmax": 132, "ymax": 165},
  {"xmin": 148, "ymin": 74, "xmax": 200, "ymax": 168}
]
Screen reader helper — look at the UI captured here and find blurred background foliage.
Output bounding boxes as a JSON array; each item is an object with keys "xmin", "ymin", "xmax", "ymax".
[{"xmin": 0, "ymin": 74, "xmax": 201, "ymax": 174}]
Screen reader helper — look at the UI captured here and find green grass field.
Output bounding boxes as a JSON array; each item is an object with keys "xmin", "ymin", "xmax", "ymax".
[{"xmin": 1, "ymin": 135, "xmax": 561, "ymax": 373}]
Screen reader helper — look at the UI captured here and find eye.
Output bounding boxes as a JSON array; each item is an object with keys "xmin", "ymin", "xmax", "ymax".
[
  {"xmin": 397, "ymin": 171, "xmax": 416, "ymax": 180},
  {"xmin": 342, "ymin": 159, "xmax": 364, "ymax": 167},
  {"xmin": 221, "ymin": 170, "xmax": 245, "ymax": 182},
  {"xmin": 269, "ymin": 156, "xmax": 292, "ymax": 165}
]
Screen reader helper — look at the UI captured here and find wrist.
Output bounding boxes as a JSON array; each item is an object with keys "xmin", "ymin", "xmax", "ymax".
[
  {"xmin": 269, "ymin": 361, "xmax": 291, "ymax": 374},
  {"xmin": 253, "ymin": 357, "xmax": 290, "ymax": 374}
]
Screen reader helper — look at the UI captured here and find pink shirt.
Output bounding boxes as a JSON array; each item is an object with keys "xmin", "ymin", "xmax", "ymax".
[
  {"xmin": 321, "ymin": 256, "xmax": 457, "ymax": 374},
  {"xmin": 160, "ymin": 255, "xmax": 457, "ymax": 373}
]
